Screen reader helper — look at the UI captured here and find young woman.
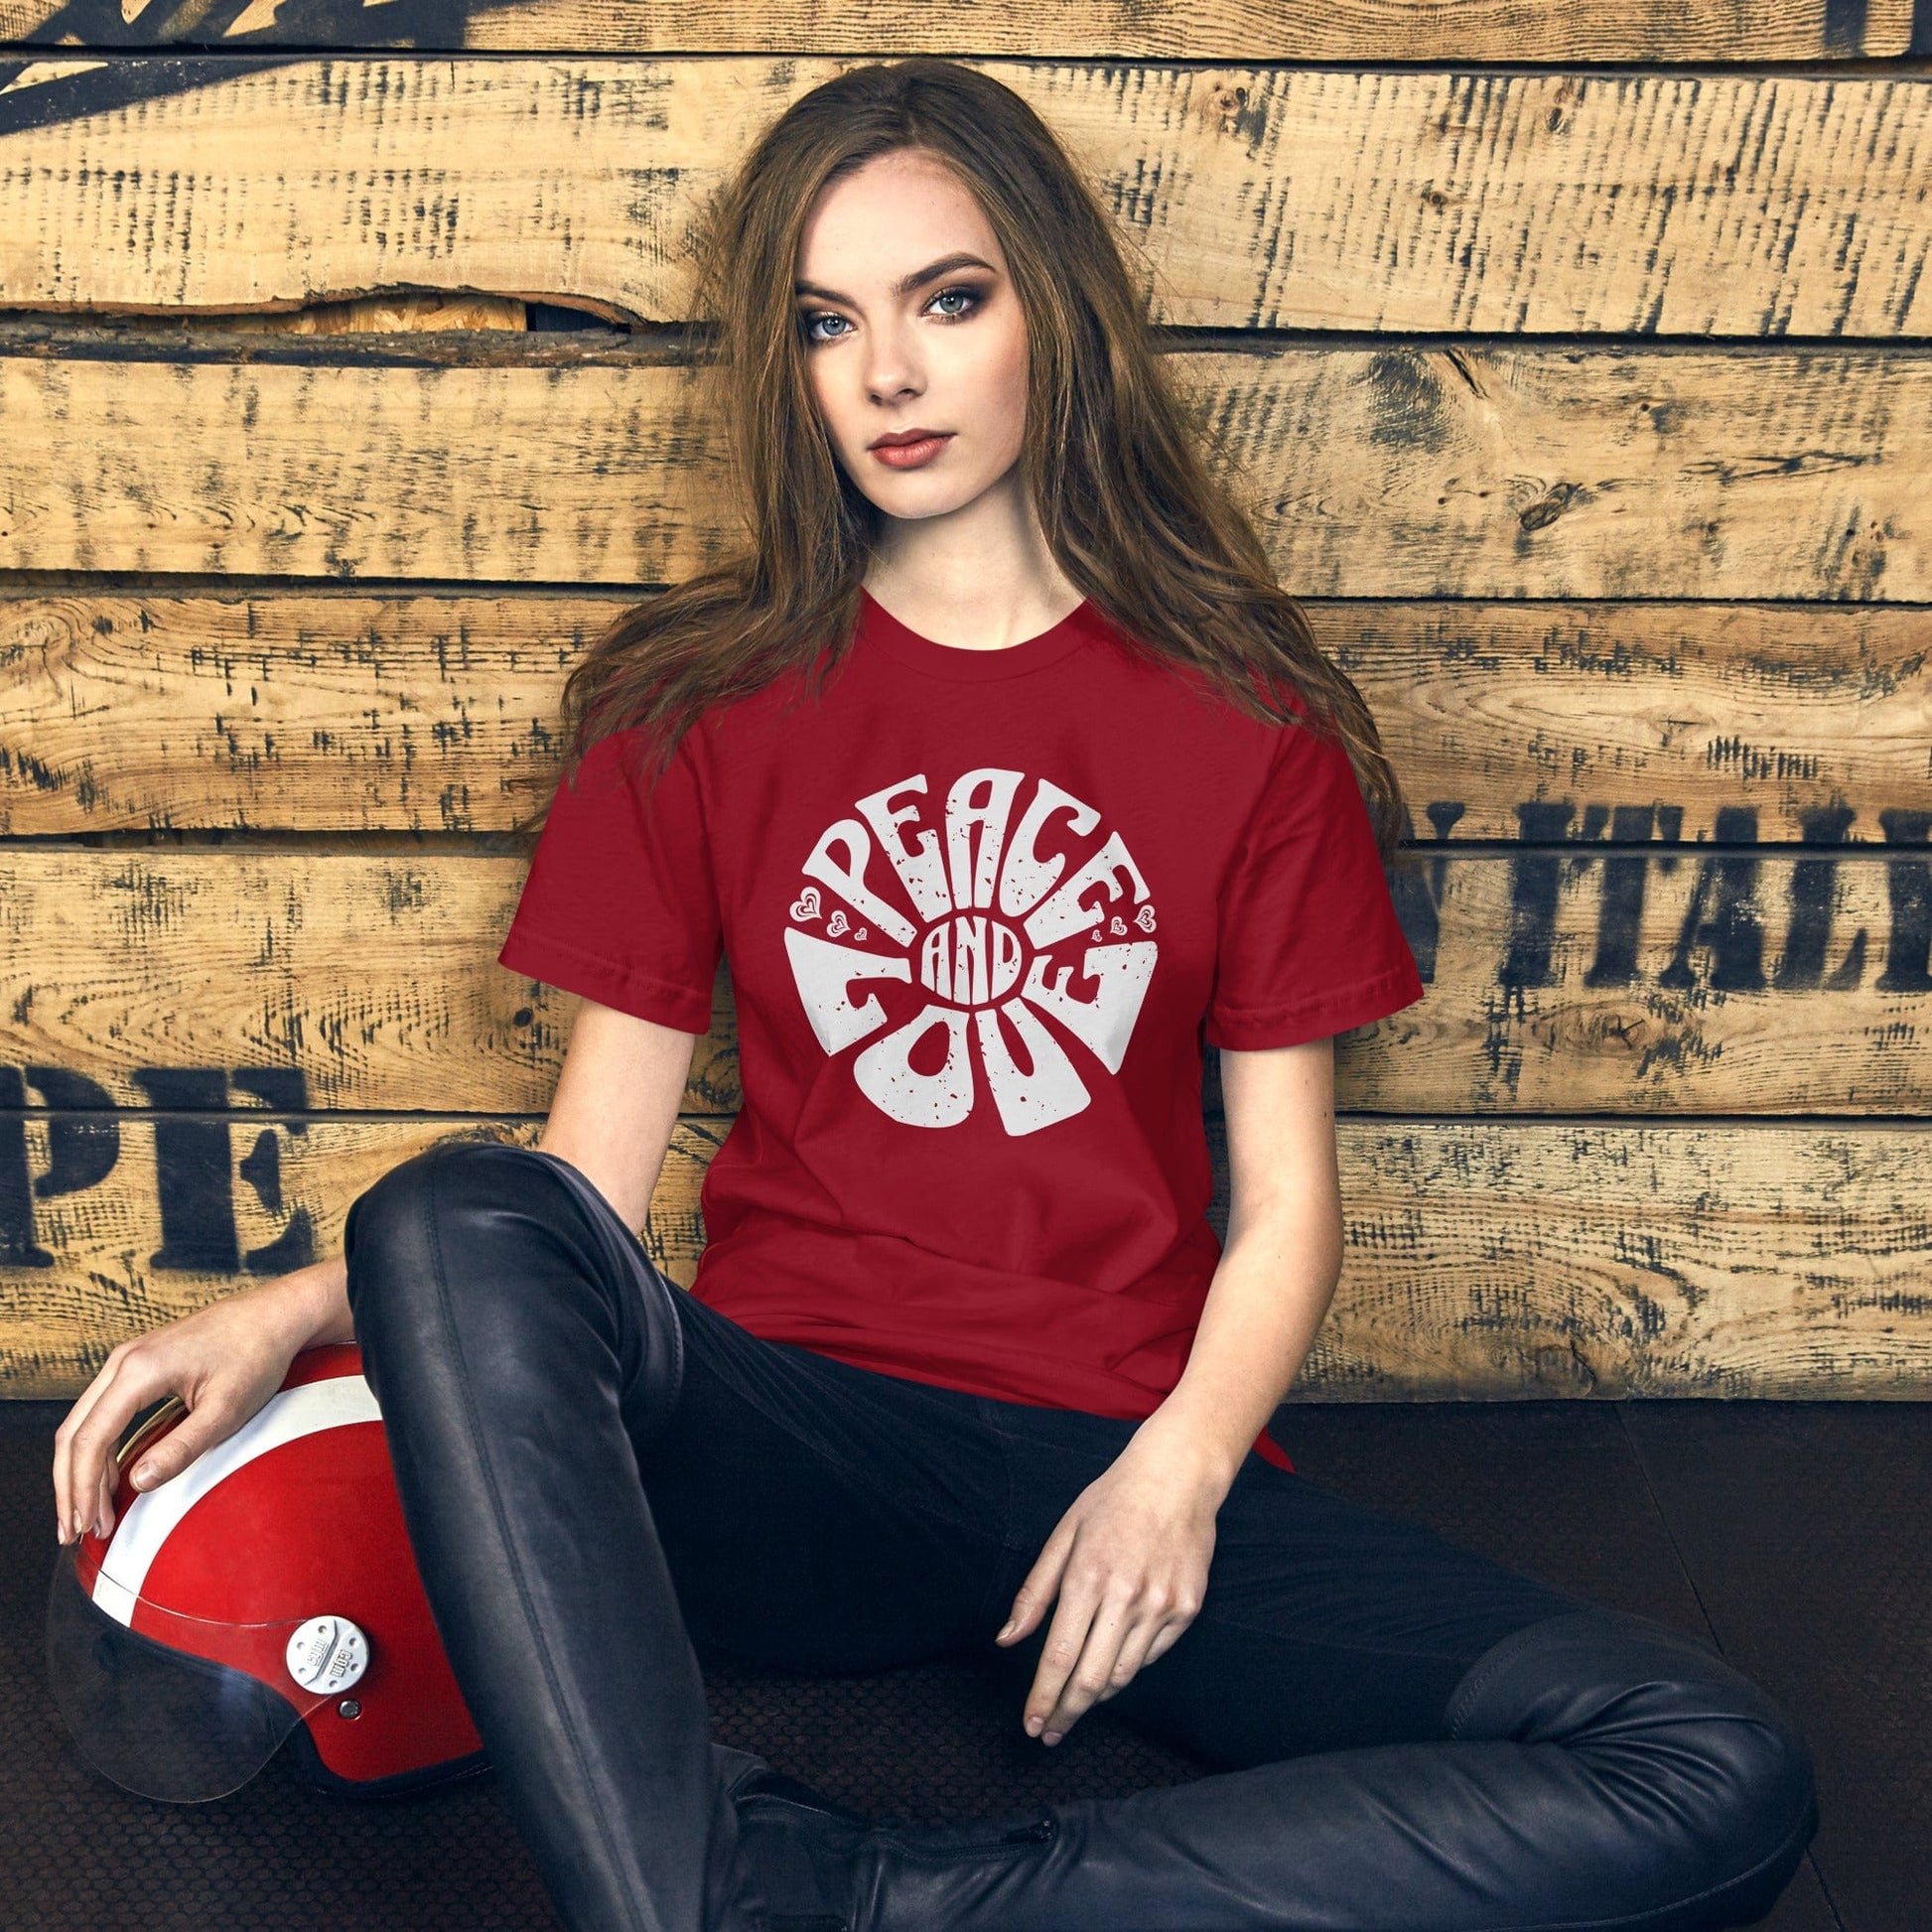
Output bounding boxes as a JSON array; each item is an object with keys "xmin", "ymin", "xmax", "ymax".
[{"xmin": 55, "ymin": 58, "xmax": 1815, "ymax": 1932}]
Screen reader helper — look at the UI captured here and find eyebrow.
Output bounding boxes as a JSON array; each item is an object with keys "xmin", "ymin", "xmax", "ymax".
[{"xmin": 793, "ymin": 251, "xmax": 998, "ymax": 305}]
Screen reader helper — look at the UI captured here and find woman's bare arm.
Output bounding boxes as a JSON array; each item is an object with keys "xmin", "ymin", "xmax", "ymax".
[
  {"xmin": 533, "ymin": 996, "xmax": 704, "ymax": 1232},
  {"xmin": 994, "ymin": 1034, "xmax": 1346, "ymax": 1745},
  {"xmin": 1148, "ymin": 1034, "xmax": 1346, "ymax": 1486},
  {"xmin": 234, "ymin": 996, "xmax": 698, "ymax": 1350},
  {"xmin": 54, "ymin": 996, "xmax": 699, "ymax": 1543}
]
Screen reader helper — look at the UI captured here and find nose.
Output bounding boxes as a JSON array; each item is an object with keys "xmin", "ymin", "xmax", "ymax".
[{"xmin": 863, "ymin": 316, "xmax": 924, "ymax": 408}]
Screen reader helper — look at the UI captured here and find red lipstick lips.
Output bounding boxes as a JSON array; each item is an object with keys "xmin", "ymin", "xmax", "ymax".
[{"xmin": 869, "ymin": 428, "xmax": 953, "ymax": 471}]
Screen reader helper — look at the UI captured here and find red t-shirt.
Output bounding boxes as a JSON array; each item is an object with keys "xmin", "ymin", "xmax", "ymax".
[{"xmin": 497, "ymin": 588, "xmax": 1425, "ymax": 1472}]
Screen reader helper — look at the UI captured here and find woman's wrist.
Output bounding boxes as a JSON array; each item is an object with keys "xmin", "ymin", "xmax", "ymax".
[
  {"xmin": 258, "ymin": 1251, "xmax": 353, "ymax": 1351},
  {"xmin": 1130, "ymin": 1399, "xmax": 1247, "ymax": 1502}
]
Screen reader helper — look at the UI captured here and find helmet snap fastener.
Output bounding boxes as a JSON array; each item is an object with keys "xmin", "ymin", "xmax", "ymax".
[{"xmin": 286, "ymin": 1615, "xmax": 370, "ymax": 1695}]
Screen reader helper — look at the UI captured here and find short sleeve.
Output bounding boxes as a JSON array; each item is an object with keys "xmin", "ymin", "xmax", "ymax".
[
  {"xmin": 1203, "ymin": 721, "xmax": 1424, "ymax": 1050},
  {"xmin": 496, "ymin": 724, "xmax": 723, "ymax": 1035}
]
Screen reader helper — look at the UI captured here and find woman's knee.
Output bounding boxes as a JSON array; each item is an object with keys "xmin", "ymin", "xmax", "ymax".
[
  {"xmin": 1647, "ymin": 1643, "xmax": 1818, "ymax": 1916},
  {"xmin": 1449, "ymin": 1606, "xmax": 1818, "ymax": 1917},
  {"xmin": 1716, "ymin": 1685, "xmax": 1818, "ymax": 1908},
  {"xmin": 343, "ymin": 1138, "xmax": 551, "ymax": 1329},
  {"xmin": 344, "ymin": 1140, "xmax": 683, "ymax": 1428},
  {"xmin": 1649, "ymin": 1665, "xmax": 1817, "ymax": 1926}
]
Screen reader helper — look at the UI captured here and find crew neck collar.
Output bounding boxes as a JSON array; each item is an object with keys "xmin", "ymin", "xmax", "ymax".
[{"xmin": 858, "ymin": 585, "xmax": 1100, "ymax": 682}]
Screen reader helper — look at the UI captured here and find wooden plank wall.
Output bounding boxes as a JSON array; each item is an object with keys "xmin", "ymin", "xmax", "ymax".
[{"xmin": 2, "ymin": 4, "xmax": 1928, "ymax": 1402}]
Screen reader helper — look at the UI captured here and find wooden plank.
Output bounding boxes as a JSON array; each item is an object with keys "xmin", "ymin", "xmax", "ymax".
[
  {"xmin": 1271, "ymin": 1118, "xmax": 1932, "ymax": 1402},
  {"xmin": 2, "ymin": 1113, "xmax": 1924, "ymax": 1400},
  {"xmin": 5, "ymin": 60, "xmax": 1931, "ymax": 336},
  {"xmin": 0, "ymin": 591, "xmax": 598, "ymax": 835},
  {"xmin": 4, "ymin": 845, "xmax": 1929, "ymax": 1116},
  {"xmin": 1342, "ymin": 602, "xmax": 1932, "ymax": 850},
  {"xmin": 0, "ymin": 852, "xmax": 740, "ymax": 1115},
  {"xmin": 6, "ymin": 342, "xmax": 1932, "ymax": 599},
  {"xmin": 0, "ymin": 0, "xmax": 1912, "ymax": 65},
  {"xmin": 7, "ymin": 593, "xmax": 1929, "ymax": 842}
]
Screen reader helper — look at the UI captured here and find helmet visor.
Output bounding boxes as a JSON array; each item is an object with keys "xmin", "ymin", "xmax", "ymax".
[{"xmin": 46, "ymin": 1538, "xmax": 338, "ymax": 1803}]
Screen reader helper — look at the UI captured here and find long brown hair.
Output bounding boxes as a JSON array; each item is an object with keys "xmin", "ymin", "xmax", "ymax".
[{"xmin": 510, "ymin": 57, "xmax": 1416, "ymax": 876}]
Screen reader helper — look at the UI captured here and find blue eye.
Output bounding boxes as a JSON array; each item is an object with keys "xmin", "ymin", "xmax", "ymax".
[
  {"xmin": 799, "ymin": 284, "xmax": 984, "ymax": 346},
  {"xmin": 930, "ymin": 285, "xmax": 981, "ymax": 320}
]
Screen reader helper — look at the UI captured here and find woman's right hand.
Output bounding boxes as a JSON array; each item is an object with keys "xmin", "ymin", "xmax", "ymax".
[{"xmin": 52, "ymin": 1258, "xmax": 345, "ymax": 1549}]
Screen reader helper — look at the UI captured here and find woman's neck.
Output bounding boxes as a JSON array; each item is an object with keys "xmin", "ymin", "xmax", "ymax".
[{"xmin": 864, "ymin": 484, "xmax": 1083, "ymax": 652}]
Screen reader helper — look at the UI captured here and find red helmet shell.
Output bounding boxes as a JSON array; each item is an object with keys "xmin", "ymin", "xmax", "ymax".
[{"xmin": 54, "ymin": 1343, "xmax": 484, "ymax": 1799}]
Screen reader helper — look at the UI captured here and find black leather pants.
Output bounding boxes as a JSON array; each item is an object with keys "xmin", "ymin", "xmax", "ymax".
[{"xmin": 343, "ymin": 1139, "xmax": 1818, "ymax": 1932}]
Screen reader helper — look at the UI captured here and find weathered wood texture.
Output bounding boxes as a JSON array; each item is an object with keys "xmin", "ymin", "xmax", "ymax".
[
  {"xmin": 6, "ymin": 594, "xmax": 1928, "ymax": 843},
  {"xmin": 6, "ymin": 61, "xmax": 1932, "ymax": 336},
  {"xmin": 0, "ymin": 0, "xmax": 1916, "ymax": 63},
  {"xmin": 4, "ymin": 1112, "xmax": 1925, "ymax": 1401},
  {"xmin": 5, "ymin": 342, "xmax": 1930, "ymax": 599},
  {"xmin": 6, "ymin": 33, "xmax": 1930, "ymax": 1405},
  {"xmin": 1275, "ymin": 1119, "xmax": 1932, "ymax": 1402},
  {"xmin": 0, "ymin": 591, "xmax": 587, "ymax": 836},
  {"xmin": 0, "ymin": 858, "xmax": 738, "ymax": 1116},
  {"xmin": 5, "ymin": 847, "xmax": 1928, "ymax": 1117}
]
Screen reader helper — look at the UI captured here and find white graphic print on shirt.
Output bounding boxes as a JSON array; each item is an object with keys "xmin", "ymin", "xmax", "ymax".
[{"xmin": 783, "ymin": 767, "xmax": 1159, "ymax": 1137}]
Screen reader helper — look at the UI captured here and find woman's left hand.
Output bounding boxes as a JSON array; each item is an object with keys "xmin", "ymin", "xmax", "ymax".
[{"xmin": 994, "ymin": 1414, "xmax": 1226, "ymax": 1744}]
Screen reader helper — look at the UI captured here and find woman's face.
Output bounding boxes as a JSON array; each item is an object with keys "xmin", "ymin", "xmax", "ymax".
[{"xmin": 793, "ymin": 147, "xmax": 1030, "ymax": 525}]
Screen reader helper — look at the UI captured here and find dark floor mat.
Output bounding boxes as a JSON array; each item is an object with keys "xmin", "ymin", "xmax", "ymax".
[
  {"xmin": 1270, "ymin": 1397, "xmax": 1710, "ymax": 1628},
  {"xmin": 0, "ymin": 1401, "xmax": 1205, "ymax": 1932},
  {"xmin": 1623, "ymin": 1402, "xmax": 1932, "ymax": 1932},
  {"xmin": 2, "ymin": 1397, "xmax": 1874, "ymax": 1930}
]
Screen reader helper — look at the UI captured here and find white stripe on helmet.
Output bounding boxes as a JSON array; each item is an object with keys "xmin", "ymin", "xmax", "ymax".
[{"xmin": 91, "ymin": 1375, "xmax": 383, "ymax": 1628}]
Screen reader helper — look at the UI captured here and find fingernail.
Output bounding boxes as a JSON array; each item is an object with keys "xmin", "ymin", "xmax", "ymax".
[
  {"xmin": 1042, "ymin": 1731, "xmax": 1062, "ymax": 1746},
  {"xmin": 129, "ymin": 1464, "xmax": 150, "ymax": 1490},
  {"xmin": 1025, "ymin": 1716, "xmax": 1041, "ymax": 1735},
  {"xmin": 996, "ymin": 1620, "xmax": 1015, "ymax": 1640}
]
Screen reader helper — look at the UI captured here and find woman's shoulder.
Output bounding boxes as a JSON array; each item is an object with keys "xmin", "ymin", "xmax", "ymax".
[{"xmin": 1084, "ymin": 606, "xmax": 1323, "ymax": 760}]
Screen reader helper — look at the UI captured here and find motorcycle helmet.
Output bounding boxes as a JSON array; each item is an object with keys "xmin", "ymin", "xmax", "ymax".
[{"xmin": 47, "ymin": 1341, "xmax": 487, "ymax": 1802}]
